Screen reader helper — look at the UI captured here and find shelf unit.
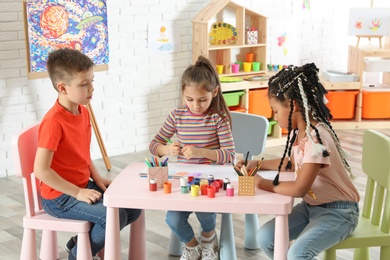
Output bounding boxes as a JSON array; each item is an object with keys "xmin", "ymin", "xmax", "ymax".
[
  {"xmin": 191, "ymin": 0, "xmax": 287, "ymax": 147},
  {"xmin": 329, "ymin": 45, "xmax": 390, "ymax": 129},
  {"xmin": 192, "ymin": 0, "xmax": 267, "ymax": 76},
  {"xmin": 192, "ymin": 3, "xmax": 390, "ymax": 148}
]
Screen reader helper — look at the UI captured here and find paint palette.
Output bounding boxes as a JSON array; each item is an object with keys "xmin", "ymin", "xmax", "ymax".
[{"xmin": 209, "ymin": 22, "xmax": 238, "ymax": 45}]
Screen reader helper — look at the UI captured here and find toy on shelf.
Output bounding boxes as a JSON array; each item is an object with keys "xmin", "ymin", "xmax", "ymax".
[{"xmin": 208, "ymin": 22, "xmax": 237, "ymax": 45}]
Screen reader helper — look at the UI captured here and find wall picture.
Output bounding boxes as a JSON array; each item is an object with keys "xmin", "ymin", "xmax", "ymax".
[
  {"xmin": 24, "ymin": 0, "xmax": 109, "ymax": 79},
  {"xmin": 348, "ymin": 8, "xmax": 390, "ymax": 36}
]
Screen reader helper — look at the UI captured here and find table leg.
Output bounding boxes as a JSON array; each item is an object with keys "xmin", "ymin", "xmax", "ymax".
[
  {"xmin": 274, "ymin": 214, "xmax": 289, "ymax": 260},
  {"xmin": 128, "ymin": 209, "xmax": 146, "ymax": 260},
  {"xmin": 219, "ymin": 213, "xmax": 236, "ymax": 260},
  {"xmin": 104, "ymin": 207, "xmax": 121, "ymax": 259}
]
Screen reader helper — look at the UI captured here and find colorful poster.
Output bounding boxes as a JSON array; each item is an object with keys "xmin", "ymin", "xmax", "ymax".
[
  {"xmin": 25, "ymin": 0, "xmax": 109, "ymax": 78},
  {"xmin": 348, "ymin": 8, "xmax": 390, "ymax": 36}
]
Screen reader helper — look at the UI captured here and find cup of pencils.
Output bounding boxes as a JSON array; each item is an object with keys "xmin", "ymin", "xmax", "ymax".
[
  {"xmin": 146, "ymin": 156, "xmax": 169, "ymax": 188},
  {"xmin": 233, "ymin": 151, "xmax": 260, "ymax": 196}
]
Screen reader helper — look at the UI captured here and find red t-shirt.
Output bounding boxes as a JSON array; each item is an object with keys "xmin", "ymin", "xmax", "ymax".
[{"xmin": 38, "ymin": 100, "xmax": 92, "ymax": 199}]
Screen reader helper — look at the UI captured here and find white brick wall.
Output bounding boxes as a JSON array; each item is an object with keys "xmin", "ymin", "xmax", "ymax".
[{"xmin": 1, "ymin": 0, "xmax": 389, "ymax": 177}]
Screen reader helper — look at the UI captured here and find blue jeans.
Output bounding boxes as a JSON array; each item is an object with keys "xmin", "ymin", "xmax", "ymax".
[
  {"xmin": 258, "ymin": 201, "xmax": 359, "ymax": 260},
  {"xmin": 166, "ymin": 211, "xmax": 216, "ymax": 243},
  {"xmin": 41, "ymin": 180, "xmax": 142, "ymax": 260}
]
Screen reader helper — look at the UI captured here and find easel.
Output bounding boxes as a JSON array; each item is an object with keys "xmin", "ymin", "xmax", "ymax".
[
  {"xmin": 86, "ymin": 104, "xmax": 111, "ymax": 171},
  {"xmin": 356, "ymin": 35, "xmax": 383, "ymax": 48}
]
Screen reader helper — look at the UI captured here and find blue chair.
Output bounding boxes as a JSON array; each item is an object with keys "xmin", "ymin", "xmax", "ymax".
[
  {"xmin": 168, "ymin": 111, "xmax": 269, "ymax": 258},
  {"xmin": 230, "ymin": 111, "xmax": 269, "ymax": 250}
]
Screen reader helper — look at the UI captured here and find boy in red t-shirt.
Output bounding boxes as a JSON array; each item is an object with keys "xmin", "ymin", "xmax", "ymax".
[{"xmin": 34, "ymin": 48, "xmax": 141, "ymax": 260}]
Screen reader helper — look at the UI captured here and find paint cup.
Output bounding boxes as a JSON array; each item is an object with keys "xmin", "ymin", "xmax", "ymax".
[
  {"xmin": 216, "ymin": 65, "xmax": 224, "ymax": 74},
  {"xmin": 267, "ymin": 64, "xmax": 272, "ymax": 71},
  {"xmin": 235, "ymin": 61, "xmax": 243, "ymax": 71},
  {"xmin": 207, "ymin": 186, "xmax": 216, "ymax": 198},
  {"xmin": 278, "ymin": 64, "xmax": 283, "ymax": 70},
  {"xmin": 243, "ymin": 62, "xmax": 252, "ymax": 72},
  {"xmin": 252, "ymin": 62, "xmax": 261, "ymax": 72},
  {"xmin": 246, "ymin": 53, "xmax": 254, "ymax": 62},
  {"xmin": 163, "ymin": 182, "xmax": 172, "ymax": 194},
  {"xmin": 231, "ymin": 63, "xmax": 239, "ymax": 73}
]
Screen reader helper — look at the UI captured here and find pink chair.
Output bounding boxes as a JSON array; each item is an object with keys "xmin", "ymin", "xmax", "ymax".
[{"xmin": 12, "ymin": 122, "xmax": 102, "ymax": 260}]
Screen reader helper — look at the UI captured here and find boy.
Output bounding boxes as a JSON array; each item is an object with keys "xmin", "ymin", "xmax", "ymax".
[{"xmin": 34, "ymin": 48, "xmax": 141, "ymax": 260}]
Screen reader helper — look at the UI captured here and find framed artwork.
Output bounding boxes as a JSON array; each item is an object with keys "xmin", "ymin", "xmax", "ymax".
[
  {"xmin": 148, "ymin": 22, "xmax": 181, "ymax": 54},
  {"xmin": 23, "ymin": 0, "xmax": 109, "ymax": 79},
  {"xmin": 348, "ymin": 8, "xmax": 390, "ymax": 36}
]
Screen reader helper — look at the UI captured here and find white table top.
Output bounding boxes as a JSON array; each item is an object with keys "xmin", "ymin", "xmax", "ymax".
[{"xmin": 104, "ymin": 162, "xmax": 294, "ymax": 215}]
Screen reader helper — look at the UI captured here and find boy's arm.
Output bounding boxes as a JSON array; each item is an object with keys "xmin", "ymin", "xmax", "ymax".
[
  {"xmin": 89, "ymin": 161, "xmax": 111, "ymax": 192},
  {"xmin": 34, "ymin": 147, "xmax": 101, "ymax": 204}
]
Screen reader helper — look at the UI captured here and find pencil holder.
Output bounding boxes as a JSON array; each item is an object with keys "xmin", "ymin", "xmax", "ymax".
[
  {"xmin": 238, "ymin": 176, "xmax": 255, "ymax": 196},
  {"xmin": 148, "ymin": 166, "xmax": 168, "ymax": 188}
]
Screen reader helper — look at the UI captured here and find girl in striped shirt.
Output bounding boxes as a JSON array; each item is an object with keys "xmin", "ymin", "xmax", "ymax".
[{"xmin": 149, "ymin": 55, "xmax": 235, "ymax": 260}]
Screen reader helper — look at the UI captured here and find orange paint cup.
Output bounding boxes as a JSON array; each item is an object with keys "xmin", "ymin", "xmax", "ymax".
[{"xmin": 163, "ymin": 182, "xmax": 172, "ymax": 194}]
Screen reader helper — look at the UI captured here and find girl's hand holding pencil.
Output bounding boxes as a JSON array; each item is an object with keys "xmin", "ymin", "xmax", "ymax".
[{"xmin": 163, "ymin": 137, "xmax": 181, "ymax": 156}]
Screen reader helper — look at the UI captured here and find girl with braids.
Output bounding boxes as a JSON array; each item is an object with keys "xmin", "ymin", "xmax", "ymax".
[
  {"xmin": 236, "ymin": 63, "xmax": 359, "ymax": 259},
  {"xmin": 149, "ymin": 55, "xmax": 235, "ymax": 260}
]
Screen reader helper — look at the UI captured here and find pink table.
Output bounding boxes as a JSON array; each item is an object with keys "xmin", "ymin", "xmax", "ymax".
[{"xmin": 103, "ymin": 162, "xmax": 294, "ymax": 260}]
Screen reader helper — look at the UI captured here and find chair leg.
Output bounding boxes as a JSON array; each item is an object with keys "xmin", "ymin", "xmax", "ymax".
[
  {"xmin": 380, "ymin": 245, "xmax": 390, "ymax": 260},
  {"xmin": 39, "ymin": 230, "xmax": 58, "ymax": 260},
  {"xmin": 168, "ymin": 231, "xmax": 183, "ymax": 256},
  {"xmin": 353, "ymin": 247, "xmax": 369, "ymax": 260},
  {"xmin": 219, "ymin": 213, "xmax": 237, "ymax": 260},
  {"xmin": 323, "ymin": 249, "xmax": 336, "ymax": 260},
  {"xmin": 244, "ymin": 214, "xmax": 260, "ymax": 249},
  {"xmin": 77, "ymin": 232, "xmax": 92, "ymax": 260},
  {"xmin": 20, "ymin": 228, "xmax": 37, "ymax": 260}
]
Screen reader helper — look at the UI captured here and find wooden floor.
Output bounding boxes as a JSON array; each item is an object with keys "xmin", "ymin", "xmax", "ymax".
[{"xmin": 1, "ymin": 128, "xmax": 388, "ymax": 260}]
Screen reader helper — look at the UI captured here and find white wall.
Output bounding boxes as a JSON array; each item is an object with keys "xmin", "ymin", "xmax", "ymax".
[{"xmin": 1, "ymin": 0, "xmax": 388, "ymax": 177}]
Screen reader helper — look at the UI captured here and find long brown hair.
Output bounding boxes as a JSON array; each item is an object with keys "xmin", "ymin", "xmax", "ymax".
[{"xmin": 181, "ymin": 55, "xmax": 231, "ymax": 123}]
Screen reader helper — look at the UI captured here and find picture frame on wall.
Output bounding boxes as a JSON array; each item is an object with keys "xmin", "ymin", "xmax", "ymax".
[{"xmin": 23, "ymin": 0, "xmax": 109, "ymax": 79}]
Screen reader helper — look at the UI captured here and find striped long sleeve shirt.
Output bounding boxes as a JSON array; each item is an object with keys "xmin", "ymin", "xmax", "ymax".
[{"xmin": 149, "ymin": 105, "xmax": 235, "ymax": 164}]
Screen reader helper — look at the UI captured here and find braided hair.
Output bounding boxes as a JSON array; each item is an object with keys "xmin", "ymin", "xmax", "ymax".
[{"xmin": 268, "ymin": 63, "xmax": 352, "ymax": 185}]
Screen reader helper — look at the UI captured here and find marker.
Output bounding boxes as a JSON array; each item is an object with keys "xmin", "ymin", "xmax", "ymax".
[
  {"xmin": 144, "ymin": 158, "xmax": 152, "ymax": 168},
  {"xmin": 163, "ymin": 137, "xmax": 172, "ymax": 144},
  {"xmin": 162, "ymin": 157, "xmax": 169, "ymax": 166}
]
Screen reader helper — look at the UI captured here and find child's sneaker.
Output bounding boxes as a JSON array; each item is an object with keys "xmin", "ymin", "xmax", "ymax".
[
  {"xmin": 65, "ymin": 235, "xmax": 77, "ymax": 253},
  {"xmin": 200, "ymin": 232, "xmax": 219, "ymax": 260},
  {"xmin": 180, "ymin": 244, "xmax": 202, "ymax": 260}
]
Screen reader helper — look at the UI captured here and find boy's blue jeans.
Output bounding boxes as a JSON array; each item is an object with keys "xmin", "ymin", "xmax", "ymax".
[
  {"xmin": 258, "ymin": 201, "xmax": 359, "ymax": 260},
  {"xmin": 41, "ymin": 180, "xmax": 142, "ymax": 260},
  {"xmin": 166, "ymin": 210, "xmax": 216, "ymax": 243}
]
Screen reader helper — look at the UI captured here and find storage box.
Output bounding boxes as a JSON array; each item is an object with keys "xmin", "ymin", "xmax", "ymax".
[
  {"xmin": 223, "ymin": 91, "xmax": 245, "ymax": 107},
  {"xmin": 229, "ymin": 106, "xmax": 246, "ymax": 112},
  {"xmin": 326, "ymin": 90, "xmax": 359, "ymax": 119},
  {"xmin": 322, "ymin": 70, "xmax": 359, "ymax": 82},
  {"xmin": 364, "ymin": 58, "xmax": 390, "ymax": 72},
  {"xmin": 268, "ymin": 120, "xmax": 277, "ymax": 136},
  {"xmin": 362, "ymin": 86, "xmax": 390, "ymax": 119},
  {"xmin": 248, "ymin": 88, "xmax": 273, "ymax": 118}
]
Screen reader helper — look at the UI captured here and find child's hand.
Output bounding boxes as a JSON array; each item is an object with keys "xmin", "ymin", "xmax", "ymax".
[
  {"xmin": 181, "ymin": 145, "xmax": 200, "ymax": 160},
  {"xmin": 95, "ymin": 177, "xmax": 112, "ymax": 192},
  {"xmin": 236, "ymin": 159, "xmax": 257, "ymax": 170},
  {"xmin": 76, "ymin": 188, "xmax": 102, "ymax": 204},
  {"xmin": 168, "ymin": 141, "xmax": 181, "ymax": 156}
]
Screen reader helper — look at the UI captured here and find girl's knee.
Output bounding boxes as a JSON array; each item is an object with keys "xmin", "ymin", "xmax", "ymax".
[{"xmin": 166, "ymin": 211, "xmax": 182, "ymax": 230}]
